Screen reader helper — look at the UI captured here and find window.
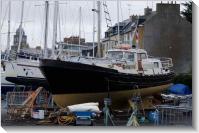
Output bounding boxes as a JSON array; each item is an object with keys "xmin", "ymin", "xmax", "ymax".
[
  {"xmin": 124, "ymin": 52, "xmax": 134, "ymax": 61},
  {"xmin": 107, "ymin": 51, "xmax": 123, "ymax": 60},
  {"xmin": 154, "ymin": 62, "xmax": 159, "ymax": 68},
  {"xmin": 137, "ymin": 53, "xmax": 147, "ymax": 60}
]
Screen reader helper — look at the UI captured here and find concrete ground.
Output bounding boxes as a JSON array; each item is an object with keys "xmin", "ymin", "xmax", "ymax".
[{"xmin": 1, "ymin": 99, "xmax": 192, "ymax": 127}]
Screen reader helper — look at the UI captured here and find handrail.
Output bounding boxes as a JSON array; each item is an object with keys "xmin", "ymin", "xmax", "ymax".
[{"xmin": 148, "ymin": 56, "xmax": 173, "ymax": 68}]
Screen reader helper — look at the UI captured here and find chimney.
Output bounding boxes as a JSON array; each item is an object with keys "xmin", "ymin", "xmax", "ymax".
[
  {"xmin": 156, "ymin": 3, "xmax": 180, "ymax": 15},
  {"xmin": 144, "ymin": 6, "xmax": 152, "ymax": 17},
  {"xmin": 129, "ymin": 15, "xmax": 137, "ymax": 21}
]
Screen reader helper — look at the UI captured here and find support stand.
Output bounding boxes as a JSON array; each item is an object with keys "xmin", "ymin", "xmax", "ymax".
[
  {"xmin": 103, "ymin": 98, "xmax": 115, "ymax": 126},
  {"xmin": 126, "ymin": 98, "xmax": 140, "ymax": 127}
]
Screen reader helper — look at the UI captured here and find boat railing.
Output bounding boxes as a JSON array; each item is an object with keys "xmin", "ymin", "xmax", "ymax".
[{"xmin": 148, "ymin": 56, "xmax": 173, "ymax": 69}]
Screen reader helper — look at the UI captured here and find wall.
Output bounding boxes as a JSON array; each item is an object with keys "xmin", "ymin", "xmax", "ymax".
[{"xmin": 143, "ymin": 3, "xmax": 192, "ymax": 74}]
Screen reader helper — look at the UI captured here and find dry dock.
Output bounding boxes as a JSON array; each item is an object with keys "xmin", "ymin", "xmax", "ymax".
[{"xmin": 1, "ymin": 98, "xmax": 192, "ymax": 127}]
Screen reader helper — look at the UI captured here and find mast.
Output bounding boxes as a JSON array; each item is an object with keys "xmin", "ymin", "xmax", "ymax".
[
  {"xmin": 131, "ymin": 16, "xmax": 139, "ymax": 48},
  {"xmin": 117, "ymin": 0, "xmax": 120, "ymax": 45},
  {"xmin": 78, "ymin": 7, "xmax": 81, "ymax": 56},
  {"xmin": 17, "ymin": 1, "xmax": 24, "ymax": 53},
  {"xmin": 43, "ymin": 1, "xmax": 49, "ymax": 58},
  {"xmin": 6, "ymin": 0, "xmax": 11, "ymax": 55},
  {"xmin": 52, "ymin": 1, "xmax": 59, "ymax": 58},
  {"xmin": 0, "ymin": 0, "xmax": 2, "ymax": 52},
  {"xmin": 92, "ymin": 0, "xmax": 95, "ymax": 58},
  {"xmin": 96, "ymin": 0, "xmax": 101, "ymax": 58}
]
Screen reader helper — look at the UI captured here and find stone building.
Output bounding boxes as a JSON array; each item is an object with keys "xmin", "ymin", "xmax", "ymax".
[
  {"xmin": 143, "ymin": 3, "xmax": 192, "ymax": 74},
  {"xmin": 102, "ymin": 2, "xmax": 192, "ymax": 74},
  {"xmin": 102, "ymin": 6, "xmax": 155, "ymax": 56},
  {"xmin": 102, "ymin": 15, "xmax": 146, "ymax": 56},
  {"xmin": 64, "ymin": 36, "xmax": 85, "ymax": 45},
  {"xmin": 11, "ymin": 26, "xmax": 29, "ymax": 51}
]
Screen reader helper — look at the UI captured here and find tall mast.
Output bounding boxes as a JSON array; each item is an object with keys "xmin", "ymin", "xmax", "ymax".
[
  {"xmin": 92, "ymin": 0, "xmax": 95, "ymax": 58},
  {"xmin": 52, "ymin": 1, "xmax": 59, "ymax": 58},
  {"xmin": 43, "ymin": 1, "xmax": 49, "ymax": 58},
  {"xmin": 0, "ymin": 0, "xmax": 2, "ymax": 51},
  {"xmin": 6, "ymin": 0, "xmax": 11, "ymax": 55},
  {"xmin": 117, "ymin": 0, "xmax": 120, "ymax": 45},
  {"xmin": 78, "ymin": 7, "xmax": 81, "ymax": 56},
  {"xmin": 96, "ymin": 0, "xmax": 101, "ymax": 57},
  {"xmin": 17, "ymin": 1, "xmax": 24, "ymax": 53}
]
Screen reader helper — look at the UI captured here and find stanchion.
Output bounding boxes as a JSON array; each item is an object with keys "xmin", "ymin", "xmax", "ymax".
[{"xmin": 103, "ymin": 98, "xmax": 115, "ymax": 126}]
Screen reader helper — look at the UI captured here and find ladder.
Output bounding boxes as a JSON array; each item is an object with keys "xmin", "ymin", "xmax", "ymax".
[
  {"xmin": 102, "ymin": 1, "xmax": 112, "ymax": 28},
  {"xmin": 102, "ymin": 1, "xmax": 118, "ymax": 50}
]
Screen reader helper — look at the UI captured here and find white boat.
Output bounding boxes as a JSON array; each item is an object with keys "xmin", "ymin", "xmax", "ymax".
[{"xmin": 3, "ymin": 51, "xmax": 47, "ymax": 87}]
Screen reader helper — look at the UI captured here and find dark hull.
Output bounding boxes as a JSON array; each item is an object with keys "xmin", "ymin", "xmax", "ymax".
[
  {"xmin": 1, "ymin": 85, "xmax": 16, "ymax": 95},
  {"xmin": 5, "ymin": 76, "xmax": 49, "ymax": 88},
  {"xmin": 39, "ymin": 59, "xmax": 175, "ymax": 95}
]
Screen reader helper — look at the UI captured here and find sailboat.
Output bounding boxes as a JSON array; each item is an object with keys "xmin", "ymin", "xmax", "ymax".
[
  {"xmin": 39, "ymin": 1, "xmax": 175, "ymax": 108},
  {"xmin": 2, "ymin": 1, "xmax": 48, "ymax": 91}
]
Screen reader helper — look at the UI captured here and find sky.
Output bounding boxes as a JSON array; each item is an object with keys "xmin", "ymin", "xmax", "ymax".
[{"xmin": 0, "ymin": 0, "xmax": 187, "ymax": 51}]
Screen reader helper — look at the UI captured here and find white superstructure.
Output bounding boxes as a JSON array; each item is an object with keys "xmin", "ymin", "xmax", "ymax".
[{"xmin": 61, "ymin": 45, "xmax": 173, "ymax": 76}]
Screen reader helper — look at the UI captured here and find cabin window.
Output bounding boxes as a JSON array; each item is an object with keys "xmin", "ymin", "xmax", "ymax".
[
  {"xmin": 137, "ymin": 53, "xmax": 147, "ymax": 60},
  {"xmin": 107, "ymin": 51, "xmax": 123, "ymax": 60},
  {"xmin": 154, "ymin": 62, "xmax": 159, "ymax": 68},
  {"xmin": 124, "ymin": 52, "xmax": 134, "ymax": 61}
]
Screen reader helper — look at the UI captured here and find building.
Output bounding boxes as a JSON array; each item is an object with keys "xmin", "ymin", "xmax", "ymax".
[
  {"xmin": 11, "ymin": 26, "xmax": 29, "ymax": 52},
  {"xmin": 81, "ymin": 42, "xmax": 97, "ymax": 57},
  {"xmin": 57, "ymin": 42, "xmax": 97, "ymax": 57},
  {"xmin": 143, "ymin": 2, "xmax": 192, "ymax": 74},
  {"xmin": 64, "ymin": 36, "xmax": 85, "ymax": 45},
  {"xmin": 102, "ymin": 2, "xmax": 192, "ymax": 74},
  {"xmin": 102, "ymin": 11, "xmax": 149, "ymax": 56}
]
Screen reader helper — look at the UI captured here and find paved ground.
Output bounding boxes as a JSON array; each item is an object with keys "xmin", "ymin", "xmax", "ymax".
[{"xmin": 1, "ymin": 99, "xmax": 192, "ymax": 127}]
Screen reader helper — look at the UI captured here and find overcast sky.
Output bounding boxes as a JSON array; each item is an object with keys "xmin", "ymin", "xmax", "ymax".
[{"xmin": 0, "ymin": 0, "xmax": 187, "ymax": 51}]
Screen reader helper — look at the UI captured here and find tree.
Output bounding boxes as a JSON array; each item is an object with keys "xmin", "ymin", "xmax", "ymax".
[
  {"xmin": 181, "ymin": 1, "xmax": 192, "ymax": 23},
  {"xmin": 36, "ymin": 46, "xmax": 41, "ymax": 50}
]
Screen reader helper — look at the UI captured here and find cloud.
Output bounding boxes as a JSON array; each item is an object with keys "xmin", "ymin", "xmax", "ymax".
[{"xmin": 0, "ymin": 0, "xmax": 185, "ymax": 51}]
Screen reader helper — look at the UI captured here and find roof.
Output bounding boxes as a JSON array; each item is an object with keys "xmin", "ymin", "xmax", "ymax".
[
  {"xmin": 104, "ymin": 16, "xmax": 146, "ymax": 38},
  {"xmin": 108, "ymin": 48, "xmax": 147, "ymax": 53},
  {"xmin": 16, "ymin": 26, "xmax": 25, "ymax": 35}
]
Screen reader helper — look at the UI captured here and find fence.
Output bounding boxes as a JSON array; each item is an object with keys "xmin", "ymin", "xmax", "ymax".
[
  {"xmin": 155, "ymin": 105, "xmax": 192, "ymax": 126},
  {"xmin": 6, "ymin": 89, "xmax": 52, "ymax": 119}
]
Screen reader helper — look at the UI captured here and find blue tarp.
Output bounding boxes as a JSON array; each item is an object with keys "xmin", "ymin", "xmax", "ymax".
[
  {"xmin": 73, "ymin": 111, "xmax": 93, "ymax": 117},
  {"xmin": 169, "ymin": 84, "xmax": 191, "ymax": 95}
]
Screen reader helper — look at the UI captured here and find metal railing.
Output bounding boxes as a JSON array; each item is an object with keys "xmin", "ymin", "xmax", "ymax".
[
  {"xmin": 154, "ymin": 105, "xmax": 192, "ymax": 126},
  {"xmin": 148, "ymin": 56, "xmax": 173, "ymax": 69},
  {"xmin": 6, "ymin": 90, "xmax": 50, "ymax": 107}
]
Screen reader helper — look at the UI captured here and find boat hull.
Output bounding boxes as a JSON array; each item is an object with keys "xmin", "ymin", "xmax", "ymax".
[
  {"xmin": 40, "ymin": 59, "xmax": 174, "ymax": 94},
  {"xmin": 5, "ymin": 76, "xmax": 49, "ymax": 88},
  {"xmin": 53, "ymin": 84, "xmax": 171, "ymax": 108},
  {"xmin": 39, "ymin": 59, "xmax": 174, "ymax": 108}
]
